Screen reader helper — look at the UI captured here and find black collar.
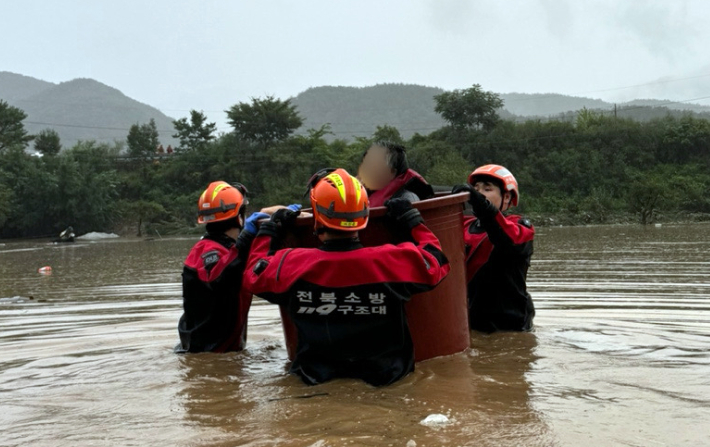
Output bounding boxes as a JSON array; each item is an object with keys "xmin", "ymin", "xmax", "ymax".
[
  {"xmin": 319, "ymin": 237, "xmax": 363, "ymax": 252},
  {"xmin": 203, "ymin": 232, "xmax": 237, "ymax": 248}
]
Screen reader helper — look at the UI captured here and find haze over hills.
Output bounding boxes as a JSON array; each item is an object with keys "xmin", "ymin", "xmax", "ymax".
[
  {"xmin": 498, "ymin": 93, "xmax": 611, "ymax": 117},
  {"xmin": 290, "ymin": 84, "xmax": 448, "ymax": 140},
  {"xmin": 498, "ymin": 92, "xmax": 710, "ymax": 119},
  {"xmin": 0, "ymin": 72, "xmax": 54, "ymax": 102},
  {"xmin": 3, "ymin": 72, "xmax": 710, "ymax": 148},
  {"xmin": 291, "ymin": 86, "xmax": 710, "ymax": 140},
  {"xmin": 0, "ymin": 72, "xmax": 178, "ymax": 150}
]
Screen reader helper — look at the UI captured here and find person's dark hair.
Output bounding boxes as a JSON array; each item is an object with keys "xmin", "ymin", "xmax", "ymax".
[
  {"xmin": 363, "ymin": 141, "xmax": 408, "ymax": 176},
  {"xmin": 472, "ymin": 175, "xmax": 505, "ymax": 195},
  {"xmin": 205, "ymin": 216, "xmax": 241, "ymax": 235}
]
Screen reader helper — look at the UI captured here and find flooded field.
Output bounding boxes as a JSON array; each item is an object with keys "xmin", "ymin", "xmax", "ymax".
[{"xmin": 1, "ymin": 224, "xmax": 709, "ymax": 446}]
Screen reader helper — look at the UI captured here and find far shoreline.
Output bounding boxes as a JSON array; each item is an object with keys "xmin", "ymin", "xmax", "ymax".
[{"xmin": 2, "ymin": 215, "xmax": 709, "ymax": 243}]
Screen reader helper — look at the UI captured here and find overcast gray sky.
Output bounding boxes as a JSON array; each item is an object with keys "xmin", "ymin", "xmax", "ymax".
[{"xmin": 2, "ymin": 0, "xmax": 710, "ymax": 131}]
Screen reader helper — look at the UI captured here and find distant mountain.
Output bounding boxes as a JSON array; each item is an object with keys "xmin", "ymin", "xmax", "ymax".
[
  {"xmin": 291, "ymin": 85, "xmax": 710, "ymax": 141},
  {"xmin": 5, "ymin": 72, "xmax": 710, "ymax": 150},
  {"xmin": 499, "ymin": 93, "xmax": 611, "ymax": 117},
  {"xmin": 291, "ymin": 84, "xmax": 449, "ymax": 141},
  {"xmin": 0, "ymin": 72, "xmax": 177, "ymax": 150},
  {"xmin": 499, "ymin": 92, "xmax": 710, "ymax": 118},
  {"xmin": 0, "ymin": 72, "xmax": 54, "ymax": 102},
  {"xmin": 622, "ymin": 98, "xmax": 710, "ymax": 114}
]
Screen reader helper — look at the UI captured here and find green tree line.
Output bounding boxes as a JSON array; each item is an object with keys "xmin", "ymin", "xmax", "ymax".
[{"xmin": 1, "ymin": 86, "xmax": 709, "ymax": 238}]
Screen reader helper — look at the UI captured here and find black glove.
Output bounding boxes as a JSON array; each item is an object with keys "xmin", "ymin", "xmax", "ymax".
[
  {"xmin": 452, "ymin": 184, "xmax": 497, "ymax": 217},
  {"xmin": 385, "ymin": 198, "xmax": 424, "ymax": 230},
  {"xmin": 256, "ymin": 208, "xmax": 301, "ymax": 254},
  {"xmin": 256, "ymin": 220, "xmax": 279, "ymax": 238},
  {"xmin": 452, "ymin": 183, "xmax": 474, "ymax": 196},
  {"xmin": 271, "ymin": 208, "xmax": 301, "ymax": 228},
  {"xmin": 256, "ymin": 208, "xmax": 300, "ymax": 239}
]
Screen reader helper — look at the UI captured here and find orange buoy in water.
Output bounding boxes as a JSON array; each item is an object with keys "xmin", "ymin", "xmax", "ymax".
[
  {"xmin": 38, "ymin": 266, "xmax": 53, "ymax": 275},
  {"xmin": 277, "ymin": 192, "xmax": 471, "ymax": 363}
]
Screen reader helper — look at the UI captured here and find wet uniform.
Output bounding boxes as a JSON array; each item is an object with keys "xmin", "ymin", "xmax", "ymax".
[
  {"xmin": 244, "ymin": 224, "xmax": 450, "ymax": 386},
  {"xmin": 177, "ymin": 231, "xmax": 254, "ymax": 353},
  {"xmin": 464, "ymin": 208, "xmax": 535, "ymax": 333},
  {"xmin": 368, "ymin": 169, "xmax": 434, "ymax": 207}
]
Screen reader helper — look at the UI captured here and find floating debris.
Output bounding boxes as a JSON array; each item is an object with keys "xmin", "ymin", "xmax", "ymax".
[
  {"xmin": 420, "ymin": 413, "xmax": 451, "ymax": 427},
  {"xmin": 76, "ymin": 232, "xmax": 119, "ymax": 240}
]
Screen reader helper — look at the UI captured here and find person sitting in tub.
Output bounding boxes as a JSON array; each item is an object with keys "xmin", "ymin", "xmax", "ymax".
[
  {"xmin": 176, "ymin": 180, "xmax": 300, "ymax": 353},
  {"xmin": 357, "ymin": 141, "xmax": 434, "ymax": 207},
  {"xmin": 452, "ymin": 164, "xmax": 536, "ymax": 333},
  {"xmin": 243, "ymin": 168, "xmax": 449, "ymax": 386}
]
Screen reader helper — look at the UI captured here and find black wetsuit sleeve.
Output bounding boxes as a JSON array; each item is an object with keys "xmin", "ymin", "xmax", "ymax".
[
  {"xmin": 469, "ymin": 192, "xmax": 534, "ymax": 252},
  {"xmin": 243, "ymin": 233, "xmax": 292, "ymax": 305},
  {"xmin": 235, "ymin": 230, "xmax": 256, "ymax": 261}
]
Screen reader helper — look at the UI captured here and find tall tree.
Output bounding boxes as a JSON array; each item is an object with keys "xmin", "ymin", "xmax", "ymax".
[
  {"xmin": 127, "ymin": 119, "xmax": 160, "ymax": 159},
  {"xmin": 34, "ymin": 128, "xmax": 62, "ymax": 156},
  {"xmin": 372, "ymin": 124, "xmax": 405, "ymax": 145},
  {"xmin": 226, "ymin": 96, "xmax": 302, "ymax": 148},
  {"xmin": 0, "ymin": 100, "xmax": 33, "ymax": 152},
  {"xmin": 172, "ymin": 110, "xmax": 217, "ymax": 152},
  {"xmin": 434, "ymin": 84, "xmax": 503, "ymax": 132}
]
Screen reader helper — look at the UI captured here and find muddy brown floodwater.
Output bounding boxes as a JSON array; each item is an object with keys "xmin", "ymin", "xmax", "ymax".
[{"xmin": 1, "ymin": 224, "xmax": 709, "ymax": 446}]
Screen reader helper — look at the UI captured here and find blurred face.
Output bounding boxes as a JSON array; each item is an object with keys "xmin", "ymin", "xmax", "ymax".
[
  {"xmin": 473, "ymin": 180, "xmax": 512, "ymax": 211},
  {"xmin": 357, "ymin": 145, "xmax": 396, "ymax": 191}
]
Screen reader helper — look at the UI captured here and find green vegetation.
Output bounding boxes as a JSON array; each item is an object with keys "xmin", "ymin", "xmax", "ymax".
[
  {"xmin": 1, "ymin": 85, "xmax": 709, "ymax": 239},
  {"xmin": 290, "ymin": 84, "xmax": 710, "ymax": 141}
]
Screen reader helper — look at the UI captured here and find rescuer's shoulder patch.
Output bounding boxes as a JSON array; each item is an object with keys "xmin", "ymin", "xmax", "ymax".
[
  {"xmin": 201, "ymin": 250, "xmax": 220, "ymax": 273},
  {"xmin": 518, "ymin": 218, "xmax": 532, "ymax": 228}
]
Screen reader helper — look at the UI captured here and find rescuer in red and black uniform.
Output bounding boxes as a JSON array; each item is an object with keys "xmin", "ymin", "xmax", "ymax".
[
  {"xmin": 452, "ymin": 165, "xmax": 535, "ymax": 333},
  {"xmin": 176, "ymin": 181, "xmax": 290, "ymax": 353},
  {"xmin": 358, "ymin": 141, "xmax": 434, "ymax": 207},
  {"xmin": 243, "ymin": 168, "xmax": 450, "ymax": 386}
]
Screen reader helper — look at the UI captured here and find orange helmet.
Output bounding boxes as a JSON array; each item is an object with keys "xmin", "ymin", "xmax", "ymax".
[
  {"xmin": 468, "ymin": 164, "xmax": 519, "ymax": 207},
  {"xmin": 197, "ymin": 181, "xmax": 247, "ymax": 225},
  {"xmin": 307, "ymin": 168, "xmax": 369, "ymax": 232}
]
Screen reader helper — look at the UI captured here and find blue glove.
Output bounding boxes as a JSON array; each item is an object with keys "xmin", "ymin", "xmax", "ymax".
[
  {"xmin": 244, "ymin": 212, "xmax": 269, "ymax": 235},
  {"xmin": 286, "ymin": 204, "xmax": 302, "ymax": 212}
]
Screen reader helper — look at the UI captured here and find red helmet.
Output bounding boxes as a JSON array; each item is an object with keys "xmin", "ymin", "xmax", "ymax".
[
  {"xmin": 197, "ymin": 181, "xmax": 247, "ymax": 225},
  {"xmin": 307, "ymin": 168, "xmax": 369, "ymax": 232},
  {"xmin": 468, "ymin": 164, "xmax": 519, "ymax": 207}
]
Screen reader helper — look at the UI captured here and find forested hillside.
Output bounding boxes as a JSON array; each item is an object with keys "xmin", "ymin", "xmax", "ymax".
[{"xmin": 2, "ymin": 83, "xmax": 709, "ymax": 238}]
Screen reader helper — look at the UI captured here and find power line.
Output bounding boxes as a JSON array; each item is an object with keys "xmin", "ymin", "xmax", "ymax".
[
  {"xmin": 9, "ymin": 72, "xmax": 710, "ymax": 115},
  {"xmin": 457, "ymin": 95, "xmax": 710, "ymax": 148},
  {"xmin": 525, "ymin": 94, "xmax": 710, "ymax": 124},
  {"xmin": 499, "ymin": 73, "xmax": 710, "ymax": 103},
  {"xmin": 23, "ymin": 120, "xmax": 177, "ymax": 134},
  {"xmin": 570, "ymin": 73, "xmax": 710, "ymax": 96},
  {"xmin": 18, "ymin": 92, "xmax": 710, "ymax": 142}
]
